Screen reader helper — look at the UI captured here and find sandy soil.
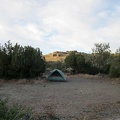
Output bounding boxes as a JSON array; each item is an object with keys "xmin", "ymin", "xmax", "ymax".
[{"xmin": 0, "ymin": 75, "xmax": 120, "ymax": 120}]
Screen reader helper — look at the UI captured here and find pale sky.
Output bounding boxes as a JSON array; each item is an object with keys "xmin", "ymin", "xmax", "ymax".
[{"xmin": 0, "ymin": 0, "xmax": 120, "ymax": 54}]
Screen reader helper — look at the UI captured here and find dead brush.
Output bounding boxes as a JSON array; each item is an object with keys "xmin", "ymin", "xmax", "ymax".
[{"xmin": 42, "ymin": 105, "xmax": 59, "ymax": 120}]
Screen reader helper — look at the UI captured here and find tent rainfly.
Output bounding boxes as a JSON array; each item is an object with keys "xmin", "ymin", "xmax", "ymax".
[{"xmin": 47, "ymin": 69, "xmax": 67, "ymax": 81}]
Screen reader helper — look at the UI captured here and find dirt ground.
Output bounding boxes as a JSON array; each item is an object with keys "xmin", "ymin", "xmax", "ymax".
[{"xmin": 0, "ymin": 75, "xmax": 120, "ymax": 120}]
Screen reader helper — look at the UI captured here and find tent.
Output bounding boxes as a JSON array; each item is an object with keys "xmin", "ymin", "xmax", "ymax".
[{"xmin": 47, "ymin": 69, "xmax": 67, "ymax": 81}]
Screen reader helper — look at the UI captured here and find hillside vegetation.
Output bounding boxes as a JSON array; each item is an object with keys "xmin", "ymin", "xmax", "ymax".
[
  {"xmin": 46, "ymin": 43, "xmax": 120, "ymax": 78},
  {"xmin": 0, "ymin": 41, "xmax": 120, "ymax": 79}
]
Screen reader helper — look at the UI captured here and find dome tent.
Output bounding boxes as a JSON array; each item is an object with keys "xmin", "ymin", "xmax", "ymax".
[{"xmin": 47, "ymin": 69, "xmax": 67, "ymax": 81}]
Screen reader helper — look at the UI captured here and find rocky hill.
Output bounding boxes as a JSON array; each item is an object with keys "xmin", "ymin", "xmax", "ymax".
[{"xmin": 44, "ymin": 50, "xmax": 78, "ymax": 62}]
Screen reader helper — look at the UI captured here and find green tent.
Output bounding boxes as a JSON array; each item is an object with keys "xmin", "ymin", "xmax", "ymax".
[{"xmin": 47, "ymin": 69, "xmax": 67, "ymax": 81}]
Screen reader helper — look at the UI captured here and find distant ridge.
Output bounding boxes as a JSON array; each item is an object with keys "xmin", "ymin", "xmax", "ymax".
[{"xmin": 44, "ymin": 50, "xmax": 78, "ymax": 62}]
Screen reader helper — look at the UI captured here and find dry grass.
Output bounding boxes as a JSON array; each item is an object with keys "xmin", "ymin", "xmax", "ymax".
[
  {"xmin": 44, "ymin": 53, "xmax": 67, "ymax": 62},
  {"xmin": 0, "ymin": 73, "xmax": 120, "ymax": 85},
  {"xmin": 67, "ymin": 74, "xmax": 106, "ymax": 80},
  {"xmin": 0, "ymin": 78, "xmax": 48, "ymax": 85},
  {"xmin": 67, "ymin": 73, "xmax": 120, "ymax": 84}
]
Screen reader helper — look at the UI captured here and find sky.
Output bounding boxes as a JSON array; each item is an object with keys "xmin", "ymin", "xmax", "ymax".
[{"xmin": 0, "ymin": 0, "xmax": 120, "ymax": 54}]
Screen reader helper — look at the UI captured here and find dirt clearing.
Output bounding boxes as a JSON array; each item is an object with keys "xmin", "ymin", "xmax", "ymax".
[{"xmin": 0, "ymin": 75, "xmax": 120, "ymax": 120}]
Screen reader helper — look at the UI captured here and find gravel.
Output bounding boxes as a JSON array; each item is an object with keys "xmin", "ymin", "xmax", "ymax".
[{"xmin": 0, "ymin": 76, "xmax": 120, "ymax": 119}]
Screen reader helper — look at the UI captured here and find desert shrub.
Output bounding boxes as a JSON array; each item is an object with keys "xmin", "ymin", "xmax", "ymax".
[
  {"xmin": 91, "ymin": 43, "xmax": 111, "ymax": 74},
  {"xmin": 109, "ymin": 62, "xmax": 120, "ymax": 78},
  {"xmin": 76, "ymin": 53, "xmax": 86, "ymax": 73},
  {"xmin": 109, "ymin": 48, "xmax": 120, "ymax": 78},
  {"xmin": 83, "ymin": 61, "xmax": 99, "ymax": 75},
  {"xmin": 0, "ymin": 96, "xmax": 34, "ymax": 120},
  {"xmin": 65, "ymin": 52, "xmax": 86, "ymax": 73},
  {"xmin": 0, "ymin": 41, "xmax": 46, "ymax": 79},
  {"xmin": 46, "ymin": 61, "xmax": 65, "ymax": 71},
  {"xmin": 65, "ymin": 52, "xmax": 76, "ymax": 72},
  {"xmin": 0, "ymin": 95, "xmax": 61, "ymax": 120}
]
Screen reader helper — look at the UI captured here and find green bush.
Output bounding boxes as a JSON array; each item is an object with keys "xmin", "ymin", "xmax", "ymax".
[
  {"xmin": 109, "ymin": 64, "xmax": 120, "ymax": 78},
  {"xmin": 0, "ymin": 95, "xmax": 60, "ymax": 120},
  {"xmin": 91, "ymin": 43, "xmax": 111, "ymax": 74},
  {"xmin": 109, "ymin": 59, "xmax": 120, "ymax": 78},
  {"xmin": 46, "ymin": 61, "xmax": 65, "ymax": 71},
  {"xmin": 65, "ymin": 52, "xmax": 86, "ymax": 73},
  {"xmin": 0, "ymin": 41, "xmax": 46, "ymax": 79},
  {"xmin": 109, "ymin": 48, "xmax": 120, "ymax": 78},
  {"xmin": 0, "ymin": 96, "xmax": 34, "ymax": 120},
  {"xmin": 84, "ymin": 62, "xmax": 99, "ymax": 75}
]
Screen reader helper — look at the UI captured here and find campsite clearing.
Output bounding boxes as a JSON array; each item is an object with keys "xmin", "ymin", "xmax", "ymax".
[{"xmin": 0, "ymin": 75, "xmax": 120, "ymax": 119}]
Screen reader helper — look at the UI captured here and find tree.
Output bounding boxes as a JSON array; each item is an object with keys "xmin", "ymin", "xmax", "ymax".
[
  {"xmin": 76, "ymin": 54, "xmax": 85, "ymax": 73},
  {"xmin": 91, "ymin": 43, "xmax": 111, "ymax": 74},
  {"xmin": 65, "ymin": 52, "xmax": 77, "ymax": 73},
  {"xmin": 0, "ymin": 41, "xmax": 13, "ymax": 78},
  {"xmin": 0, "ymin": 41, "xmax": 46, "ymax": 79},
  {"xmin": 65, "ymin": 52, "xmax": 85, "ymax": 73},
  {"xmin": 11, "ymin": 46, "xmax": 46, "ymax": 78}
]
